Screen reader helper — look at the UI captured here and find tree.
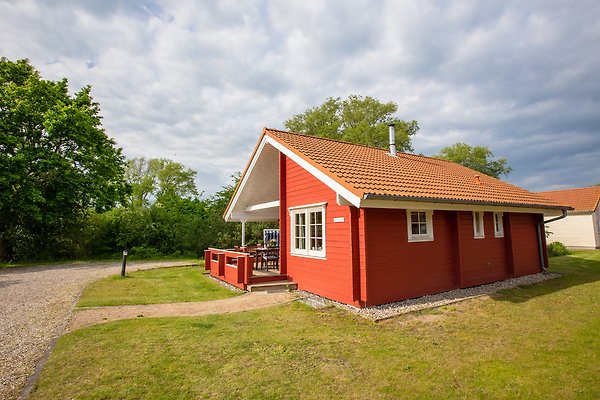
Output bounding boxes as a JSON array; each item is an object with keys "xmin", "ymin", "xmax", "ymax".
[
  {"xmin": 0, "ymin": 58, "xmax": 128, "ymax": 259},
  {"xmin": 125, "ymin": 157, "xmax": 198, "ymax": 207},
  {"xmin": 284, "ymin": 95, "xmax": 419, "ymax": 151},
  {"xmin": 434, "ymin": 142, "xmax": 513, "ymax": 178}
]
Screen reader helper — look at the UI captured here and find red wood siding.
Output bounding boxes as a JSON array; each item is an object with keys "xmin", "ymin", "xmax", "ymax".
[
  {"xmin": 363, "ymin": 209, "xmax": 458, "ymax": 306},
  {"xmin": 277, "ymin": 155, "xmax": 544, "ymax": 307},
  {"xmin": 456, "ymin": 211, "xmax": 510, "ymax": 287},
  {"xmin": 281, "ymin": 156, "xmax": 357, "ymax": 305},
  {"xmin": 360, "ymin": 209, "xmax": 542, "ymax": 306},
  {"xmin": 508, "ymin": 213, "xmax": 542, "ymax": 276}
]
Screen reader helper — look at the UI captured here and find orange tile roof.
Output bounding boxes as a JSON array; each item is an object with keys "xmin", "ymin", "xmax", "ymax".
[
  {"xmin": 265, "ymin": 128, "xmax": 566, "ymax": 209},
  {"xmin": 537, "ymin": 187, "xmax": 600, "ymax": 213}
]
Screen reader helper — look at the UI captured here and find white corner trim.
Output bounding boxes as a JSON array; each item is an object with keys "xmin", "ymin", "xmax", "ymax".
[{"xmin": 265, "ymin": 136, "xmax": 362, "ymax": 208}]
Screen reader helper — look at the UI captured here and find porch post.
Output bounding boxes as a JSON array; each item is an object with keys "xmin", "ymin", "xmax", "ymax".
[{"xmin": 241, "ymin": 220, "xmax": 246, "ymax": 247}]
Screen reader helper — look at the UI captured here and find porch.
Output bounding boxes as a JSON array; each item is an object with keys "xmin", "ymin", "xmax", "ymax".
[{"xmin": 204, "ymin": 247, "xmax": 294, "ymax": 291}]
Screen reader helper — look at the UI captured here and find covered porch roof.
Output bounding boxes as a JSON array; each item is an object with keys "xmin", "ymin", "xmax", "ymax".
[{"xmin": 224, "ymin": 138, "xmax": 280, "ymax": 222}]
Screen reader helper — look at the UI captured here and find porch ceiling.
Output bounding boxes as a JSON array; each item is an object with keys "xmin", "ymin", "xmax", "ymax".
[{"xmin": 227, "ymin": 141, "xmax": 280, "ymax": 222}]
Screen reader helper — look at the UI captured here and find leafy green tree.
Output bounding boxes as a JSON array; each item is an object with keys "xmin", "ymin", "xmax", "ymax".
[
  {"xmin": 434, "ymin": 142, "xmax": 513, "ymax": 178},
  {"xmin": 126, "ymin": 157, "xmax": 198, "ymax": 207},
  {"xmin": 284, "ymin": 95, "xmax": 419, "ymax": 151},
  {"xmin": 0, "ymin": 58, "xmax": 128, "ymax": 259}
]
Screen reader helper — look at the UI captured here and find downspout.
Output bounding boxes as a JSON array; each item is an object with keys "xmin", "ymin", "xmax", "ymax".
[{"xmin": 537, "ymin": 209, "xmax": 568, "ymax": 272}]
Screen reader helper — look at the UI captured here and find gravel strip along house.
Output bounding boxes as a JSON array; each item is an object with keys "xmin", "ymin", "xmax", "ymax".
[{"xmin": 207, "ymin": 127, "xmax": 570, "ymax": 307}]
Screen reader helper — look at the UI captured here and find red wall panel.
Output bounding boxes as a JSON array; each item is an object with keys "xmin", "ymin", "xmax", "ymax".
[
  {"xmin": 363, "ymin": 209, "xmax": 458, "ymax": 306},
  {"xmin": 456, "ymin": 211, "xmax": 510, "ymax": 287},
  {"xmin": 278, "ymin": 154, "xmax": 543, "ymax": 307},
  {"xmin": 508, "ymin": 213, "xmax": 542, "ymax": 276},
  {"xmin": 281, "ymin": 156, "xmax": 357, "ymax": 305}
]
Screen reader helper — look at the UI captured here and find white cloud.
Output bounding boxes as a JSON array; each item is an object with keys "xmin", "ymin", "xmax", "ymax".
[{"xmin": 1, "ymin": 0, "xmax": 599, "ymax": 195}]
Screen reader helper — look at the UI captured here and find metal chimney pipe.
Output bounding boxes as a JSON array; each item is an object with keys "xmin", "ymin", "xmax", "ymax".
[{"xmin": 388, "ymin": 124, "xmax": 396, "ymax": 156}]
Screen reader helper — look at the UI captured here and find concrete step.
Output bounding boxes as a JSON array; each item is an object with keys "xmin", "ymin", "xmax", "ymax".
[{"xmin": 247, "ymin": 280, "xmax": 297, "ymax": 292}]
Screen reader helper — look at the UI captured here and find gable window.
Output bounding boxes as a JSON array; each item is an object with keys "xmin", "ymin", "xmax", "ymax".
[
  {"xmin": 494, "ymin": 212, "xmax": 504, "ymax": 237},
  {"xmin": 407, "ymin": 210, "xmax": 434, "ymax": 242},
  {"xmin": 290, "ymin": 203, "xmax": 326, "ymax": 258},
  {"xmin": 473, "ymin": 211, "xmax": 485, "ymax": 238}
]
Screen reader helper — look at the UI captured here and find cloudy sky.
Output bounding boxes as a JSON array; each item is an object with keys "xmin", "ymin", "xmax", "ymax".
[{"xmin": 1, "ymin": 0, "xmax": 599, "ymax": 196}]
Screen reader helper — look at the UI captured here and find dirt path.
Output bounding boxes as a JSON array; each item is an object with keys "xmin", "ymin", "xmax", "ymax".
[
  {"xmin": 68, "ymin": 291, "xmax": 294, "ymax": 332},
  {"xmin": 0, "ymin": 260, "xmax": 198, "ymax": 400}
]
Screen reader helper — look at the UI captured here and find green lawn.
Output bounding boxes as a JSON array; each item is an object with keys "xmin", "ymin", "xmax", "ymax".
[
  {"xmin": 77, "ymin": 265, "xmax": 240, "ymax": 307},
  {"xmin": 31, "ymin": 251, "xmax": 600, "ymax": 399}
]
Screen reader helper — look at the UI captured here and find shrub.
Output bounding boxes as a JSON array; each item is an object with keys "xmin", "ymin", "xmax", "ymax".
[{"xmin": 547, "ymin": 241, "xmax": 571, "ymax": 257}]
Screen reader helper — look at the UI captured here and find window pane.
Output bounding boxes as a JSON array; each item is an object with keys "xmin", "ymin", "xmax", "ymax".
[
  {"xmin": 411, "ymin": 224, "xmax": 419, "ymax": 235},
  {"xmin": 411, "ymin": 212, "xmax": 418, "ymax": 223},
  {"xmin": 315, "ymin": 225, "xmax": 322, "ymax": 237},
  {"xmin": 315, "ymin": 211, "xmax": 322, "ymax": 224},
  {"xmin": 419, "ymin": 223, "xmax": 427, "ymax": 234}
]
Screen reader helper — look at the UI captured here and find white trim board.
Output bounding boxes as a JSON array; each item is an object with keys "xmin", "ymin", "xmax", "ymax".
[{"xmin": 265, "ymin": 136, "xmax": 362, "ymax": 208}]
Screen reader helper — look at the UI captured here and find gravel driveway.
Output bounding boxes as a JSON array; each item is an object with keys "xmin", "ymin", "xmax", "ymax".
[{"xmin": 0, "ymin": 260, "xmax": 197, "ymax": 400}]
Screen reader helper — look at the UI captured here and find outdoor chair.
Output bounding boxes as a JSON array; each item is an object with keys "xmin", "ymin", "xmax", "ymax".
[{"xmin": 263, "ymin": 248, "xmax": 279, "ymax": 271}]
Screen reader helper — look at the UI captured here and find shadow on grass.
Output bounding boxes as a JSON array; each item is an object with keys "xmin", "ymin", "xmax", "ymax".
[{"xmin": 489, "ymin": 252, "xmax": 600, "ymax": 303}]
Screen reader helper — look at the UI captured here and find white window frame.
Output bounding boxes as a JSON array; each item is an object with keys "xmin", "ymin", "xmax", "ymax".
[
  {"xmin": 493, "ymin": 212, "xmax": 504, "ymax": 237},
  {"xmin": 289, "ymin": 203, "xmax": 326, "ymax": 258},
  {"xmin": 473, "ymin": 211, "xmax": 485, "ymax": 239},
  {"xmin": 407, "ymin": 210, "xmax": 434, "ymax": 242}
]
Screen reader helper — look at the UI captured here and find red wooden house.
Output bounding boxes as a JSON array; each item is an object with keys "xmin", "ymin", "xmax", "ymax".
[{"xmin": 205, "ymin": 128, "xmax": 568, "ymax": 307}]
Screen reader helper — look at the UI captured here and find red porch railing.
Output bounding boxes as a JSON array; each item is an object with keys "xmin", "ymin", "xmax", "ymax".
[{"xmin": 204, "ymin": 248, "xmax": 254, "ymax": 289}]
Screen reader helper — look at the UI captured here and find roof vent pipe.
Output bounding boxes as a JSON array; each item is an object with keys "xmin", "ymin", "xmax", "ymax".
[{"xmin": 388, "ymin": 124, "xmax": 396, "ymax": 156}]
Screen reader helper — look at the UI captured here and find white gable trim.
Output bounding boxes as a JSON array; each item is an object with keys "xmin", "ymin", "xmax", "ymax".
[
  {"xmin": 224, "ymin": 136, "xmax": 269, "ymax": 222},
  {"xmin": 265, "ymin": 136, "xmax": 362, "ymax": 208}
]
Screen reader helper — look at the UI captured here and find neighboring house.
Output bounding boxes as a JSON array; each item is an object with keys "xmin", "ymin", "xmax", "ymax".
[
  {"xmin": 207, "ymin": 128, "xmax": 568, "ymax": 308},
  {"xmin": 537, "ymin": 187, "xmax": 600, "ymax": 249}
]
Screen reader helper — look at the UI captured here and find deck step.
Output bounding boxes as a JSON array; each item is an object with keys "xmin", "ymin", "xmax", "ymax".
[{"xmin": 247, "ymin": 280, "xmax": 297, "ymax": 292}]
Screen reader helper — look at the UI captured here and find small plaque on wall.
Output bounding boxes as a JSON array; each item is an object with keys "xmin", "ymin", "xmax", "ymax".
[{"xmin": 333, "ymin": 217, "xmax": 345, "ymax": 223}]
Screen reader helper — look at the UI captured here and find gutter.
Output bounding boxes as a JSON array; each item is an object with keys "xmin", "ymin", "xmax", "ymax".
[{"xmin": 536, "ymin": 209, "xmax": 569, "ymax": 272}]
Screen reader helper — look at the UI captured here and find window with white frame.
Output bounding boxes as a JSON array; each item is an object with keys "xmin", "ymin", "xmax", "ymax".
[
  {"xmin": 290, "ymin": 204, "xmax": 326, "ymax": 258},
  {"xmin": 473, "ymin": 211, "xmax": 485, "ymax": 238},
  {"xmin": 407, "ymin": 210, "xmax": 434, "ymax": 242},
  {"xmin": 493, "ymin": 212, "xmax": 504, "ymax": 237}
]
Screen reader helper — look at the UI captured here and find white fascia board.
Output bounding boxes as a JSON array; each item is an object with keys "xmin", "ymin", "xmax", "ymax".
[
  {"xmin": 265, "ymin": 136, "xmax": 362, "ymax": 208},
  {"xmin": 360, "ymin": 198, "xmax": 563, "ymax": 217},
  {"xmin": 245, "ymin": 200, "xmax": 280, "ymax": 212},
  {"xmin": 224, "ymin": 136, "xmax": 268, "ymax": 222}
]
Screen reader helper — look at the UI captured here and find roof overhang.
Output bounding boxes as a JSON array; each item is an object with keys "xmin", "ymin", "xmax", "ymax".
[
  {"xmin": 224, "ymin": 132, "xmax": 363, "ymax": 222},
  {"xmin": 361, "ymin": 194, "xmax": 570, "ymax": 217}
]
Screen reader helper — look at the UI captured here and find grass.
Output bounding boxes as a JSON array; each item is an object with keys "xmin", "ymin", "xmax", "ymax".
[
  {"xmin": 77, "ymin": 265, "xmax": 239, "ymax": 307},
  {"xmin": 30, "ymin": 251, "xmax": 600, "ymax": 399}
]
